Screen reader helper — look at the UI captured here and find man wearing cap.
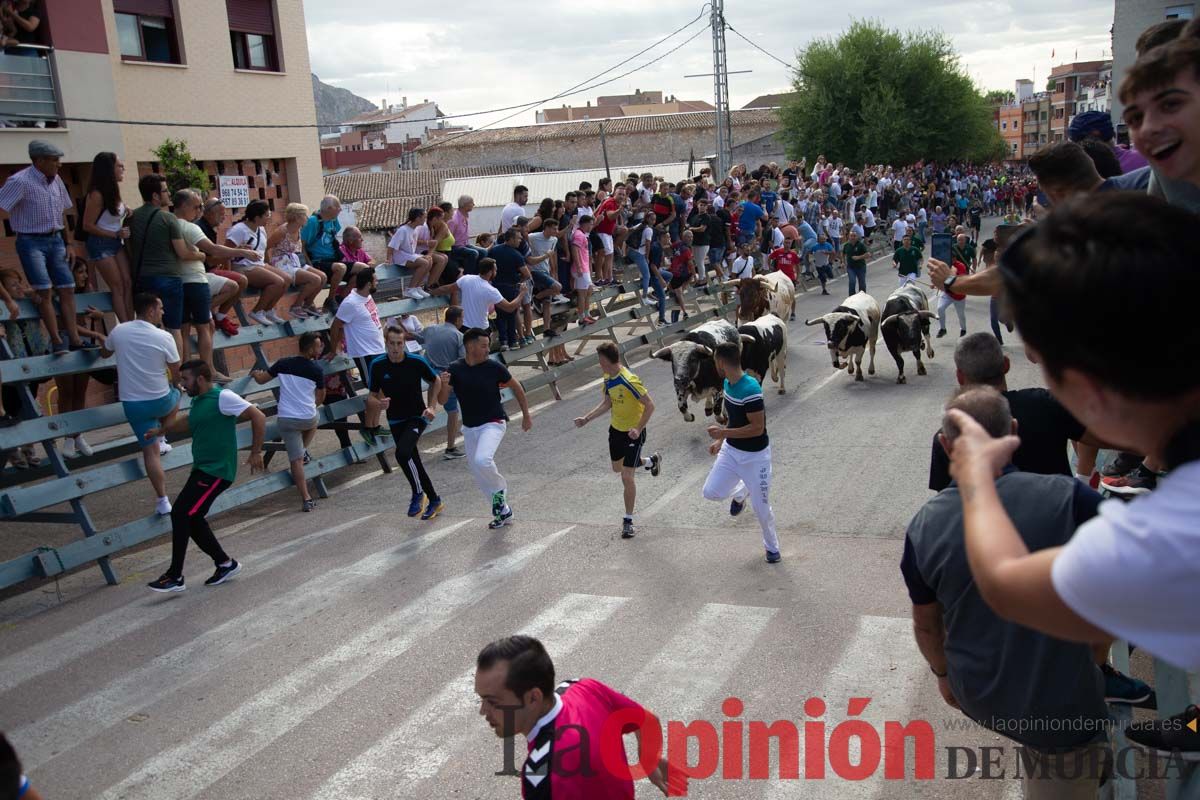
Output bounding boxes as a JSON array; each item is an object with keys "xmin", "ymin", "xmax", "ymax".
[
  {"xmin": 0, "ymin": 140, "xmax": 88, "ymax": 352},
  {"xmin": 1068, "ymin": 110, "xmax": 1148, "ymax": 175}
]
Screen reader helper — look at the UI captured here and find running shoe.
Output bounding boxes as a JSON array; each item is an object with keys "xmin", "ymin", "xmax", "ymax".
[
  {"xmin": 289, "ymin": 305, "xmax": 313, "ymax": 319},
  {"xmin": 936, "ymin": 329, "xmax": 947, "ymax": 338},
  {"xmin": 155, "ymin": 496, "xmax": 172, "ymax": 516},
  {"xmin": 730, "ymin": 496, "xmax": 746, "ymax": 517},
  {"xmin": 960, "ymin": 329, "xmax": 967, "ymax": 337},
  {"xmin": 147, "ymin": 573, "xmax": 185, "ymax": 593},
  {"xmin": 488, "ymin": 508, "xmax": 514, "ymax": 529},
  {"xmin": 204, "ymin": 560, "xmax": 241, "ymax": 586},
  {"xmin": 62, "ymin": 437, "xmax": 78, "ymax": 459},
  {"xmin": 766, "ymin": 550, "xmax": 782, "ymax": 564},
  {"xmin": 1101, "ymin": 663, "xmax": 1155, "ymax": 707},
  {"xmin": 302, "ymin": 449, "xmax": 311, "ymax": 465},
  {"xmin": 403, "ymin": 288, "xmax": 426, "ymax": 301},
  {"xmin": 74, "ymin": 435, "xmax": 94, "ymax": 457},
  {"xmin": 443, "ymin": 446, "xmax": 466, "ymax": 460},
  {"xmin": 1126, "ymin": 705, "xmax": 1200, "ymax": 761},
  {"xmin": 263, "ymin": 310, "xmax": 287, "ymax": 325},
  {"xmin": 421, "ymin": 497, "xmax": 445, "ymax": 520},
  {"xmin": 1101, "ymin": 451, "xmax": 1143, "ymax": 479},
  {"xmin": 158, "ymin": 437, "xmax": 172, "ymax": 456},
  {"xmin": 302, "ymin": 499, "xmax": 316, "ymax": 512},
  {"xmin": 649, "ymin": 451, "xmax": 662, "ymax": 477},
  {"xmin": 407, "ymin": 493, "xmax": 426, "ymax": 517},
  {"xmin": 215, "ymin": 315, "xmax": 240, "ymax": 337},
  {"xmin": 622, "ymin": 519, "xmax": 636, "ymax": 538},
  {"xmin": 361, "ymin": 426, "xmax": 383, "ymax": 447},
  {"xmin": 1102, "ymin": 464, "xmax": 1158, "ymax": 496},
  {"xmin": 248, "ymin": 310, "xmax": 272, "ymax": 326}
]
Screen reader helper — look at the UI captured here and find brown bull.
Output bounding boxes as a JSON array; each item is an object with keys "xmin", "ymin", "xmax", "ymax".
[{"xmin": 729, "ymin": 272, "xmax": 796, "ymax": 323}]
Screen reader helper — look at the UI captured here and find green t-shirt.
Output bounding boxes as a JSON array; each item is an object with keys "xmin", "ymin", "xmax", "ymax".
[
  {"xmin": 953, "ymin": 241, "xmax": 976, "ymax": 267},
  {"xmin": 188, "ymin": 386, "xmax": 250, "ymax": 482},
  {"xmin": 129, "ymin": 203, "xmax": 183, "ymax": 278},
  {"xmin": 893, "ymin": 245, "xmax": 922, "ymax": 276},
  {"xmin": 842, "ymin": 240, "xmax": 868, "ymax": 267}
]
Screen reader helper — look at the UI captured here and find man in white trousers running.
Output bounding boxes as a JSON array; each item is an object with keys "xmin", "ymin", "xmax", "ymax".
[
  {"xmin": 439, "ymin": 327, "xmax": 532, "ymax": 528},
  {"xmin": 702, "ymin": 342, "xmax": 781, "ymax": 563}
]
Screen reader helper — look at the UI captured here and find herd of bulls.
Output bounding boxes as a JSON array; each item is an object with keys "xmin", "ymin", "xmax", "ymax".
[{"xmin": 653, "ymin": 276, "xmax": 942, "ymax": 424}]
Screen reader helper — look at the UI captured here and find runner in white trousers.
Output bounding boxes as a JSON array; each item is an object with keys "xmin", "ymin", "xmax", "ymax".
[
  {"xmin": 701, "ymin": 341, "xmax": 781, "ymax": 563},
  {"xmin": 439, "ymin": 327, "xmax": 533, "ymax": 528}
]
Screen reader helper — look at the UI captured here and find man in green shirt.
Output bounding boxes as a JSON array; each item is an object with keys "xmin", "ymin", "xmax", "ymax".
[
  {"xmin": 893, "ymin": 233, "xmax": 923, "ymax": 287},
  {"xmin": 842, "ymin": 229, "xmax": 870, "ymax": 294},
  {"xmin": 144, "ymin": 359, "xmax": 266, "ymax": 593},
  {"xmin": 952, "ymin": 232, "xmax": 978, "ymax": 273}
]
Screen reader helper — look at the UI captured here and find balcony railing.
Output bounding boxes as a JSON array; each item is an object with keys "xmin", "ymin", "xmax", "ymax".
[{"xmin": 0, "ymin": 45, "xmax": 62, "ymax": 128}]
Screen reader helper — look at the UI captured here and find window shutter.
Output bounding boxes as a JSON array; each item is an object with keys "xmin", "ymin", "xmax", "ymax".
[
  {"xmin": 226, "ymin": 0, "xmax": 276, "ymax": 35},
  {"xmin": 113, "ymin": 0, "xmax": 174, "ymax": 16}
]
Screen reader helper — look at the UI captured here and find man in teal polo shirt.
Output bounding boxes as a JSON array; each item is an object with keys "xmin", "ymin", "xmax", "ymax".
[
  {"xmin": 144, "ymin": 359, "xmax": 266, "ymax": 593},
  {"xmin": 893, "ymin": 233, "xmax": 923, "ymax": 287}
]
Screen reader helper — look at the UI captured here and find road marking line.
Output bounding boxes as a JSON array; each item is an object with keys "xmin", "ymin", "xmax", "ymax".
[
  {"xmin": 314, "ymin": 591, "xmax": 629, "ymax": 799},
  {"xmin": 0, "ymin": 514, "xmax": 375, "ymax": 696},
  {"xmin": 12, "ymin": 517, "xmax": 473, "ymax": 770},
  {"xmin": 96, "ymin": 526, "xmax": 574, "ymax": 800}
]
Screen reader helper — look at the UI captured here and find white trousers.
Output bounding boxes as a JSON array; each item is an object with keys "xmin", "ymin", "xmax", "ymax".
[
  {"xmin": 463, "ymin": 421, "xmax": 508, "ymax": 505},
  {"xmin": 937, "ymin": 291, "xmax": 966, "ymax": 331},
  {"xmin": 702, "ymin": 443, "xmax": 779, "ymax": 553},
  {"xmin": 898, "ymin": 273, "xmax": 918, "ymax": 287}
]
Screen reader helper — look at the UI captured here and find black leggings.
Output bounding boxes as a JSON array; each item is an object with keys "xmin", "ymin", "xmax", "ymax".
[
  {"xmin": 168, "ymin": 469, "xmax": 231, "ymax": 579},
  {"xmin": 389, "ymin": 418, "xmax": 437, "ymax": 500}
]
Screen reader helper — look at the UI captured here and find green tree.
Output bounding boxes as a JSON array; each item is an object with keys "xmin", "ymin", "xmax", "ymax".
[
  {"xmin": 985, "ymin": 89, "xmax": 1016, "ymax": 105},
  {"xmin": 778, "ymin": 20, "xmax": 1005, "ymax": 166},
  {"xmin": 152, "ymin": 138, "xmax": 210, "ymax": 194}
]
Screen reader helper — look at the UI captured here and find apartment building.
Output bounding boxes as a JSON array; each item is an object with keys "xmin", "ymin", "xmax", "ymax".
[
  {"xmin": 0, "ymin": 0, "xmax": 321, "ymax": 272},
  {"xmin": 1047, "ymin": 60, "xmax": 1109, "ymax": 142}
]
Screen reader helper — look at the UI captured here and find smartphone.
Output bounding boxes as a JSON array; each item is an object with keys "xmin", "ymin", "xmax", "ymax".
[{"xmin": 931, "ymin": 232, "xmax": 953, "ymax": 265}]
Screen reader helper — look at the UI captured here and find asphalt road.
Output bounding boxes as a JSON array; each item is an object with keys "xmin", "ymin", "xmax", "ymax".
[{"xmin": 0, "ymin": 219, "xmax": 1162, "ymax": 799}]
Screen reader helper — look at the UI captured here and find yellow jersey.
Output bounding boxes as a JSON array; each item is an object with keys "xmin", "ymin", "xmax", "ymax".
[{"xmin": 603, "ymin": 367, "xmax": 647, "ymax": 432}]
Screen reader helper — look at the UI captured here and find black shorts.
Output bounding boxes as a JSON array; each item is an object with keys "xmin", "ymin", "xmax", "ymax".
[
  {"xmin": 609, "ymin": 426, "xmax": 646, "ymax": 467},
  {"xmin": 434, "ymin": 261, "xmax": 462, "ymax": 287},
  {"xmin": 668, "ymin": 273, "xmax": 689, "ymax": 290},
  {"xmin": 313, "ymin": 259, "xmax": 342, "ymax": 282}
]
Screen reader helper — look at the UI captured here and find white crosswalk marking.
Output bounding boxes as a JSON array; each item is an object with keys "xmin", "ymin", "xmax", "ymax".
[
  {"xmin": 12, "ymin": 517, "xmax": 474, "ymax": 770},
  {"xmin": 764, "ymin": 615, "xmax": 925, "ymax": 798},
  {"xmin": 95, "ymin": 525, "xmax": 574, "ymax": 800},
  {"xmin": 0, "ymin": 514, "xmax": 375, "ymax": 696},
  {"xmin": 315, "ymin": 592, "xmax": 630, "ymax": 800}
]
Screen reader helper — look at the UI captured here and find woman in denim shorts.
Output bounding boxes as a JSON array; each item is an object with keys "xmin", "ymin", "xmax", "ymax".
[{"xmin": 81, "ymin": 152, "xmax": 132, "ymax": 322}]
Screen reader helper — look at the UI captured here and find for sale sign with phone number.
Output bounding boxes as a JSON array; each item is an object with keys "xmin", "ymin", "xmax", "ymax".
[{"xmin": 218, "ymin": 175, "xmax": 251, "ymax": 209}]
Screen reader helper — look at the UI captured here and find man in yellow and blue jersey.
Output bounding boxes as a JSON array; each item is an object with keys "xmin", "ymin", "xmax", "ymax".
[{"xmin": 574, "ymin": 342, "xmax": 661, "ymax": 538}]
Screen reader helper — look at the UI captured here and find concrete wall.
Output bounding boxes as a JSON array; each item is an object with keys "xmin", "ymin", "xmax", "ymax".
[
  {"xmin": 98, "ymin": 0, "xmax": 323, "ymax": 208},
  {"xmin": 1111, "ymin": 0, "xmax": 1195, "ymax": 126},
  {"xmin": 418, "ymin": 123, "xmax": 780, "ymax": 172}
]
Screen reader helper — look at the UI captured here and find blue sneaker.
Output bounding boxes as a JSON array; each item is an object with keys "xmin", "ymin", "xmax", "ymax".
[
  {"xmin": 421, "ymin": 497, "xmax": 444, "ymax": 521},
  {"xmin": 1102, "ymin": 663, "xmax": 1155, "ymax": 707},
  {"xmin": 407, "ymin": 493, "xmax": 426, "ymax": 517},
  {"xmin": 730, "ymin": 496, "xmax": 746, "ymax": 517},
  {"xmin": 766, "ymin": 550, "xmax": 782, "ymax": 564}
]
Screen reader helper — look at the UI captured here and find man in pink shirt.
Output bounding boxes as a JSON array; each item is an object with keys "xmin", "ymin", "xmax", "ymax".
[
  {"xmin": 449, "ymin": 194, "xmax": 488, "ymax": 274},
  {"xmin": 476, "ymin": 636, "xmax": 672, "ymax": 799}
]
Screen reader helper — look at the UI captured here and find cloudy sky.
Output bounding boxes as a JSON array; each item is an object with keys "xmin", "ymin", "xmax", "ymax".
[{"xmin": 303, "ymin": 0, "xmax": 1113, "ymax": 128}]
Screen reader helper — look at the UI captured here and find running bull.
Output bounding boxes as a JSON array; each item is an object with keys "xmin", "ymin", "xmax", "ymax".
[
  {"xmin": 804, "ymin": 291, "xmax": 880, "ymax": 382},
  {"xmin": 653, "ymin": 318, "xmax": 741, "ymax": 422},
  {"xmin": 880, "ymin": 284, "xmax": 938, "ymax": 384},
  {"xmin": 738, "ymin": 313, "xmax": 788, "ymax": 394},
  {"xmin": 732, "ymin": 272, "xmax": 796, "ymax": 323}
]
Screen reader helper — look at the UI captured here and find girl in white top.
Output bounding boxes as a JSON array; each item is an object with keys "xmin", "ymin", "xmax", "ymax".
[
  {"xmin": 224, "ymin": 200, "xmax": 288, "ymax": 325},
  {"xmin": 267, "ymin": 202, "xmax": 328, "ymax": 319},
  {"xmin": 81, "ymin": 152, "xmax": 133, "ymax": 322}
]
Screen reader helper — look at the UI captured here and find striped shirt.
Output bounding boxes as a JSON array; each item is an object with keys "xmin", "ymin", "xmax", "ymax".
[{"xmin": 0, "ymin": 165, "xmax": 72, "ymax": 234}]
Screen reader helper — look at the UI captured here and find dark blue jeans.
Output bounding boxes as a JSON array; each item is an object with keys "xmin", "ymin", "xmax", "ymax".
[
  {"xmin": 847, "ymin": 265, "xmax": 867, "ymax": 295},
  {"xmin": 495, "ymin": 283, "xmax": 519, "ymax": 346}
]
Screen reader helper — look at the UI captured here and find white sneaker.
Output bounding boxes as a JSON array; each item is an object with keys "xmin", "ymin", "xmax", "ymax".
[
  {"xmin": 158, "ymin": 437, "xmax": 172, "ymax": 456},
  {"xmin": 248, "ymin": 311, "xmax": 271, "ymax": 326},
  {"xmin": 62, "ymin": 437, "xmax": 78, "ymax": 459},
  {"xmin": 74, "ymin": 435, "xmax": 94, "ymax": 457},
  {"xmin": 155, "ymin": 496, "xmax": 172, "ymax": 515},
  {"xmin": 552, "ymin": 294, "xmax": 571, "ymax": 304},
  {"xmin": 642, "ymin": 297, "xmax": 657, "ymax": 306},
  {"xmin": 264, "ymin": 310, "xmax": 286, "ymax": 324},
  {"xmin": 403, "ymin": 288, "xmax": 425, "ymax": 300}
]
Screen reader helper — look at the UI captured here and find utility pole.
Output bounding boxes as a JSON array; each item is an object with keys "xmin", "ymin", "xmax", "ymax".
[{"xmin": 711, "ymin": 0, "xmax": 731, "ymax": 178}]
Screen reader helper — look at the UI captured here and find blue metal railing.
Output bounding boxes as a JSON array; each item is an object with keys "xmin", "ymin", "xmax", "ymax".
[{"xmin": 0, "ymin": 45, "xmax": 61, "ymax": 126}]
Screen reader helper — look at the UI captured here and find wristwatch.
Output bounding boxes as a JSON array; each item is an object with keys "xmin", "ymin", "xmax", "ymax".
[{"xmin": 942, "ymin": 274, "xmax": 957, "ymax": 290}]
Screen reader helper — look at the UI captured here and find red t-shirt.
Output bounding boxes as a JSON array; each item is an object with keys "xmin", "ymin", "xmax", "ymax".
[
  {"xmin": 522, "ymin": 679, "xmax": 648, "ymax": 799},
  {"xmin": 768, "ymin": 247, "xmax": 799, "ymax": 281},
  {"xmin": 594, "ymin": 198, "xmax": 620, "ymax": 235},
  {"xmin": 948, "ymin": 260, "xmax": 968, "ymax": 300},
  {"xmin": 669, "ymin": 243, "xmax": 692, "ymax": 277}
]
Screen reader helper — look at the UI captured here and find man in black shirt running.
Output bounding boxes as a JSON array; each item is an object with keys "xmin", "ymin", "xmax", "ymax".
[
  {"xmin": 438, "ymin": 328, "xmax": 532, "ymax": 528},
  {"xmin": 367, "ymin": 326, "xmax": 445, "ymax": 520}
]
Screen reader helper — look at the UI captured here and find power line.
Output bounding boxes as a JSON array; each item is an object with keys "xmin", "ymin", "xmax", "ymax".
[{"xmin": 725, "ymin": 23, "xmax": 792, "ymax": 69}]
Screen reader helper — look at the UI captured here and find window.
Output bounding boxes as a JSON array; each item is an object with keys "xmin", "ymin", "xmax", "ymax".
[
  {"xmin": 227, "ymin": 0, "xmax": 280, "ymax": 71},
  {"xmin": 114, "ymin": 0, "xmax": 181, "ymax": 63},
  {"xmin": 1164, "ymin": 4, "xmax": 1193, "ymax": 19},
  {"xmin": 1001, "ymin": 121, "xmax": 1007, "ymax": 130}
]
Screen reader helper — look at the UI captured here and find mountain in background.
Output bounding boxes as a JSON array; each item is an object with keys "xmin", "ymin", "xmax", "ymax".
[{"xmin": 311, "ymin": 74, "xmax": 376, "ymax": 133}]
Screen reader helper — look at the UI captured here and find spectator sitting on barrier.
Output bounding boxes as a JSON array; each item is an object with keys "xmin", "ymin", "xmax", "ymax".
[
  {"xmin": 56, "ymin": 257, "xmax": 103, "ymax": 458},
  {"xmin": 334, "ymin": 225, "xmax": 374, "ymax": 305},
  {"xmin": 508, "ymin": 215, "xmax": 541, "ymax": 347},
  {"xmin": 268, "ymin": 202, "xmax": 329, "ymax": 320},
  {"xmin": 0, "ymin": 268, "xmax": 49, "ymax": 468},
  {"xmin": 196, "ymin": 197, "xmax": 248, "ymax": 338},
  {"xmin": 423, "ymin": 305, "xmax": 466, "ymax": 459},
  {"xmin": 449, "ymin": 195, "xmax": 487, "ymax": 275},
  {"xmin": 474, "ymin": 232, "xmax": 494, "ymax": 250},
  {"xmin": 525, "ymin": 216, "xmax": 564, "ymax": 342},
  {"xmin": 570, "ymin": 215, "xmax": 596, "ymax": 327},
  {"xmin": 252, "ymin": 331, "xmax": 324, "ymax": 512},
  {"xmin": 301, "ymin": 195, "xmax": 347, "ymax": 307},
  {"xmin": 423, "ymin": 206, "xmax": 459, "ymax": 305},
  {"xmin": 388, "ymin": 207, "xmax": 436, "ymax": 301},
  {"xmin": 81, "ymin": 151, "xmax": 133, "ymax": 323},
  {"xmin": 224, "ymin": 199, "xmax": 287, "ymax": 326},
  {"xmin": 0, "ymin": 273, "xmax": 19, "ymax": 427},
  {"xmin": 487, "ymin": 227, "xmax": 533, "ymax": 350},
  {"xmin": 101, "ymin": 292, "xmax": 181, "ymax": 516},
  {"xmin": 0, "ymin": 140, "xmax": 92, "ymax": 353},
  {"xmin": 667, "ymin": 229, "xmax": 694, "ymax": 324}
]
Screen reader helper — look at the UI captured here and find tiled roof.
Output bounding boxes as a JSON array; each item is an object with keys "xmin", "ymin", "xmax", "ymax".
[
  {"xmin": 742, "ymin": 93, "xmax": 797, "ymax": 109},
  {"xmin": 324, "ymin": 165, "xmax": 540, "ymax": 203},
  {"xmin": 417, "ymin": 109, "xmax": 780, "ymax": 151},
  {"xmin": 343, "ymin": 101, "xmax": 439, "ymax": 126},
  {"xmin": 354, "ymin": 196, "xmax": 440, "ymax": 232}
]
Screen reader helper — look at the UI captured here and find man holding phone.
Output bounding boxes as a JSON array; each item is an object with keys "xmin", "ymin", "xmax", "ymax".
[{"xmin": 930, "ymin": 223, "xmax": 1024, "ymax": 297}]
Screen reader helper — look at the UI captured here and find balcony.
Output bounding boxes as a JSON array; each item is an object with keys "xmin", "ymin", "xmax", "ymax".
[{"xmin": 0, "ymin": 46, "xmax": 62, "ymax": 128}]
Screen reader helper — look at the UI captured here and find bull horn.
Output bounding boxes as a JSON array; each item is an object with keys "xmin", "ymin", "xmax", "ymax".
[
  {"xmin": 804, "ymin": 315, "xmax": 830, "ymax": 326},
  {"xmin": 651, "ymin": 347, "xmax": 673, "ymax": 361},
  {"xmin": 918, "ymin": 310, "xmax": 939, "ymax": 320},
  {"xmin": 695, "ymin": 345, "xmax": 714, "ymax": 357},
  {"xmin": 755, "ymin": 274, "xmax": 770, "ymax": 283},
  {"xmin": 879, "ymin": 314, "xmax": 899, "ymax": 329},
  {"xmin": 739, "ymin": 334, "xmax": 756, "ymax": 345}
]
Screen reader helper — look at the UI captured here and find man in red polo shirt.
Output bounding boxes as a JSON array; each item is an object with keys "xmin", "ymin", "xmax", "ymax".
[
  {"xmin": 476, "ymin": 636, "xmax": 674, "ymax": 798},
  {"xmin": 593, "ymin": 185, "xmax": 624, "ymax": 286}
]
